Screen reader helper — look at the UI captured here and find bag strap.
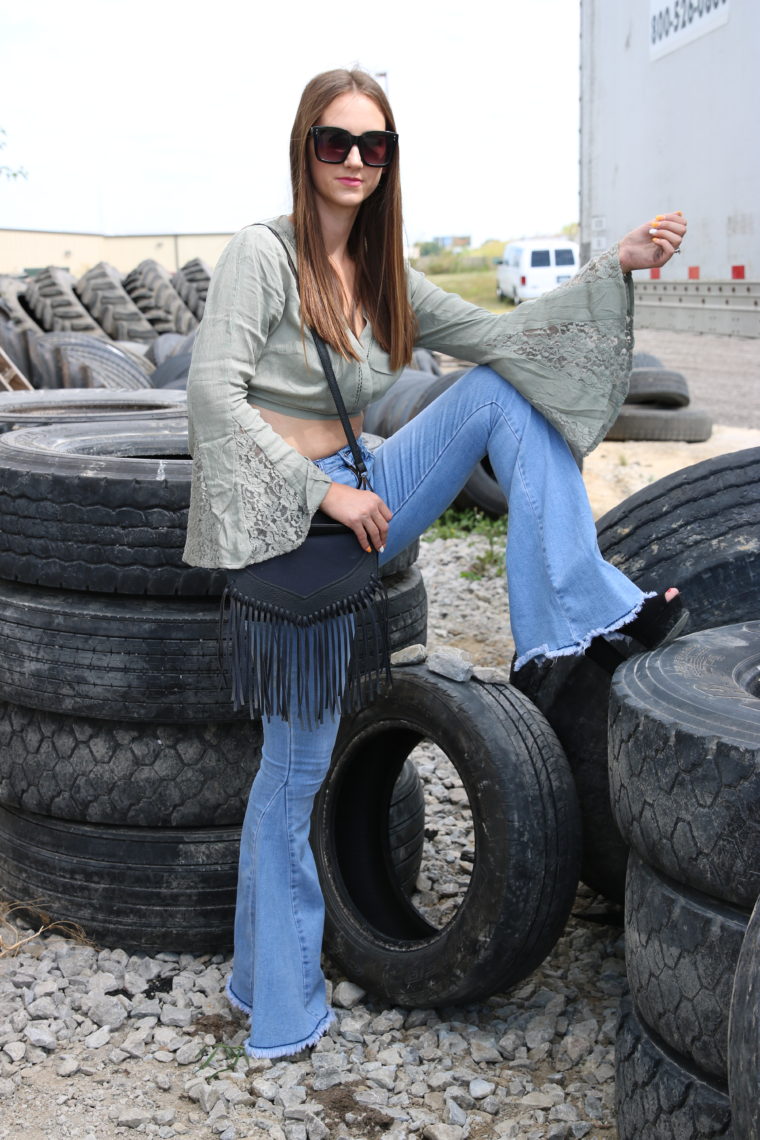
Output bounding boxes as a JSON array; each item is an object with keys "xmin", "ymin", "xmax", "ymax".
[{"xmin": 256, "ymin": 223, "xmax": 370, "ymax": 487}]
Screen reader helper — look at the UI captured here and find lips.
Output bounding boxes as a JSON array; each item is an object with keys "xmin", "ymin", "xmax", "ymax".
[{"xmin": 337, "ymin": 178, "xmax": 362, "ymax": 186}]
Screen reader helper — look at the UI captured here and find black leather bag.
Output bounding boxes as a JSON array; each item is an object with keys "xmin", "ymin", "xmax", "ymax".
[{"xmin": 220, "ymin": 226, "xmax": 390, "ymax": 723}]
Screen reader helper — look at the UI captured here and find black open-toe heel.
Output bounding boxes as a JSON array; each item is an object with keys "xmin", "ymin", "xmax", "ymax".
[{"xmin": 585, "ymin": 590, "xmax": 689, "ymax": 676}]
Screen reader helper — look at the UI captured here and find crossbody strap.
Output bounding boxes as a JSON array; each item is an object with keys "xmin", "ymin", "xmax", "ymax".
[{"xmin": 256, "ymin": 223, "xmax": 370, "ymax": 487}]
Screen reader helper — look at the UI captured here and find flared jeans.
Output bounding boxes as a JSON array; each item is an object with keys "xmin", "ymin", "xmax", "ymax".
[{"xmin": 226, "ymin": 366, "xmax": 647, "ymax": 1056}]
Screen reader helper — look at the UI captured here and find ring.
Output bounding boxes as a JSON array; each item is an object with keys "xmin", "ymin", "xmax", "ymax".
[{"xmin": 675, "ymin": 248, "xmax": 682, "ymax": 255}]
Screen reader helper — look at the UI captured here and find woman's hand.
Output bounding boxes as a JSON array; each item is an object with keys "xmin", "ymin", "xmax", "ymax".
[
  {"xmin": 320, "ymin": 481, "xmax": 393, "ymax": 553},
  {"xmin": 618, "ymin": 211, "xmax": 687, "ymax": 274}
]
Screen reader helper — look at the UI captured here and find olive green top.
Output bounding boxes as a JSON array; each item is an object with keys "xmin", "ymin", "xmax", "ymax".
[{"xmin": 183, "ymin": 215, "xmax": 633, "ymax": 569}]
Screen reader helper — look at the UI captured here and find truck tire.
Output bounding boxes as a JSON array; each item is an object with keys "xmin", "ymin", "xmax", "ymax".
[
  {"xmin": 0, "ymin": 802, "xmax": 239, "ymax": 954},
  {"xmin": 616, "ymin": 998, "xmax": 732, "ymax": 1140},
  {"xmin": 513, "ymin": 447, "xmax": 760, "ymax": 901},
  {"xmin": 123, "ymin": 261, "xmax": 198, "ymax": 335},
  {"xmin": 0, "ymin": 277, "xmax": 42, "ymax": 334},
  {"xmin": 27, "ymin": 334, "xmax": 152, "ymax": 391},
  {"xmin": 313, "ymin": 667, "xmax": 581, "ymax": 1006},
  {"xmin": 728, "ymin": 894, "xmax": 760, "ymax": 1140},
  {"xmin": 24, "ymin": 268, "xmax": 107, "ymax": 338},
  {"xmin": 606, "ymin": 406, "xmax": 712, "ymax": 442},
  {"xmin": 625, "ymin": 367, "xmax": 690, "ymax": 408},
  {"xmin": 0, "ymin": 567, "xmax": 426, "ymax": 723},
  {"xmin": 626, "ymin": 853, "xmax": 748, "ymax": 1082},
  {"xmin": 75, "ymin": 263, "xmax": 157, "ymax": 344},
  {"xmin": 609, "ymin": 622, "xmax": 760, "ymax": 910},
  {"xmin": 0, "ymin": 389, "xmax": 185, "ymax": 432},
  {"xmin": 171, "ymin": 259, "xmax": 211, "ymax": 321}
]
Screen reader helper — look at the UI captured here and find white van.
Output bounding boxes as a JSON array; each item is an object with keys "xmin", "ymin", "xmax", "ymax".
[{"xmin": 496, "ymin": 238, "xmax": 579, "ymax": 304}]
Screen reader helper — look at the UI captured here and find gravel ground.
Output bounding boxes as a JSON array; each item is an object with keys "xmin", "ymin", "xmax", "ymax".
[{"xmin": 1, "ymin": 329, "xmax": 757, "ymax": 1139}]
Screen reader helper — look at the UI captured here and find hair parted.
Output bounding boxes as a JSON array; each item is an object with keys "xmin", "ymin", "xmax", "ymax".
[{"xmin": 290, "ymin": 68, "xmax": 416, "ymax": 371}]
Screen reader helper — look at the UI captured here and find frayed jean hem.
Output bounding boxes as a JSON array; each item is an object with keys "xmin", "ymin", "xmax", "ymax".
[
  {"xmin": 512, "ymin": 591, "xmax": 657, "ymax": 672},
  {"xmin": 243, "ymin": 1008, "xmax": 335, "ymax": 1060}
]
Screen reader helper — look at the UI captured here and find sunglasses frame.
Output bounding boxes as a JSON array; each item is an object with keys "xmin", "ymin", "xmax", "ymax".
[{"xmin": 309, "ymin": 126, "xmax": 398, "ymax": 168}]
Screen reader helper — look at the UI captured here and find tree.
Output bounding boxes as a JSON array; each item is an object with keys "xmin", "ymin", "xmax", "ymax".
[{"xmin": 0, "ymin": 129, "xmax": 27, "ymax": 181}]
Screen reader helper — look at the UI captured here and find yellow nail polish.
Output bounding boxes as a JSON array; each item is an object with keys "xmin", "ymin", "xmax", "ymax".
[{"xmin": 655, "ymin": 214, "xmax": 664, "ymax": 220}]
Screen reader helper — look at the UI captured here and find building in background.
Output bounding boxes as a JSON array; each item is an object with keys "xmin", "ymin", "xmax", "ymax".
[{"xmin": 580, "ymin": 0, "xmax": 758, "ymax": 335}]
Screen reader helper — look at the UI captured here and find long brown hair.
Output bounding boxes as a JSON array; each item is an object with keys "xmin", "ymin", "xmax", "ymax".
[{"xmin": 290, "ymin": 68, "xmax": 416, "ymax": 371}]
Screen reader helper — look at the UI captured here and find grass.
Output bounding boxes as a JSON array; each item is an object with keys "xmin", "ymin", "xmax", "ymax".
[
  {"xmin": 425, "ymin": 268, "xmax": 511, "ymax": 314},
  {"xmin": 425, "ymin": 507, "xmax": 507, "ymax": 580},
  {"xmin": 0, "ymin": 898, "xmax": 94, "ymax": 957}
]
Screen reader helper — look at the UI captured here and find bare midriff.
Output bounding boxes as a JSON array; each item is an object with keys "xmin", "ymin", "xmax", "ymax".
[{"xmin": 252, "ymin": 404, "xmax": 365, "ymax": 462}]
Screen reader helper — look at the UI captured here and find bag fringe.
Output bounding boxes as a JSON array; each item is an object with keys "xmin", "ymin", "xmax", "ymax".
[{"xmin": 220, "ymin": 578, "xmax": 391, "ymax": 726}]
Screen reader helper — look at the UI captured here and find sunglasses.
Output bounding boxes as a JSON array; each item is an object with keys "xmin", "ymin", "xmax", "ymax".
[{"xmin": 310, "ymin": 126, "xmax": 398, "ymax": 167}]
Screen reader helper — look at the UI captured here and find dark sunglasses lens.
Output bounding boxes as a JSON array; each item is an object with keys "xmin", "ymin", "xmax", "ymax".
[
  {"xmin": 360, "ymin": 132, "xmax": 392, "ymax": 166},
  {"xmin": 316, "ymin": 128, "xmax": 351, "ymax": 162}
]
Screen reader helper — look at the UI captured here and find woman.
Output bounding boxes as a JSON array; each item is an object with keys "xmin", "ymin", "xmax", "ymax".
[{"xmin": 183, "ymin": 67, "xmax": 687, "ymax": 1059}]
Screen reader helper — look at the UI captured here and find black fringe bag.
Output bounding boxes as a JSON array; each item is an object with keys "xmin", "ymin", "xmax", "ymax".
[{"xmin": 220, "ymin": 225, "xmax": 391, "ymax": 725}]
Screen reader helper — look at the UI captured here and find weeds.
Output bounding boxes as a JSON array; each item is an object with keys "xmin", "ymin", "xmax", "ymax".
[
  {"xmin": 425, "ymin": 508, "xmax": 507, "ymax": 580},
  {"xmin": 195, "ymin": 1041, "xmax": 248, "ymax": 1077},
  {"xmin": 425, "ymin": 507, "xmax": 507, "ymax": 542},
  {"xmin": 0, "ymin": 898, "xmax": 94, "ymax": 958}
]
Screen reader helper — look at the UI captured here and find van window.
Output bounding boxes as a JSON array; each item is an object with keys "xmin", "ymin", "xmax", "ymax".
[
  {"xmin": 555, "ymin": 249, "xmax": 576, "ymax": 266},
  {"xmin": 530, "ymin": 250, "xmax": 551, "ymax": 267}
]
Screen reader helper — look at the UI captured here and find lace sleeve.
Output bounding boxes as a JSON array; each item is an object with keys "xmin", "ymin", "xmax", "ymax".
[{"xmin": 411, "ymin": 244, "xmax": 634, "ymax": 455}]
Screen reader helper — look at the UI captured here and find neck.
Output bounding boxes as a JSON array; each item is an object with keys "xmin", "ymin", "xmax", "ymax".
[{"xmin": 314, "ymin": 199, "xmax": 359, "ymax": 263}]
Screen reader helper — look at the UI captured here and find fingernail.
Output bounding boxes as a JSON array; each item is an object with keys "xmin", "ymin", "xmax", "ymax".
[
  {"xmin": 379, "ymin": 545, "xmax": 385, "ymax": 553},
  {"xmin": 676, "ymin": 210, "xmax": 683, "ymax": 215},
  {"xmin": 648, "ymin": 227, "xmax": 659, "ymax": 235},
  {"xmin": 365, "ymin": 546, "xmax": 372, "ymax": 553},
  {"xmin": 655, "ymin": 214, "xmax": 664, "ymax": 220}
]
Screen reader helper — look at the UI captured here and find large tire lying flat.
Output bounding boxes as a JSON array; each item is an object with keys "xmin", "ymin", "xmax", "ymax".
[
  {"xmin": 606, "ymin": 406, "xmax": 712, "ymax": 442},
  {"xmin": 625, "ymin": 367, "xmax": 690, "ymax": 408},
  {"xmin": 0, "ymin": 389, "xmax": 186, "ymax": 432},
  {"xmin": 609, "ymin": 623, "xmax": 760, "ymax": 910},
  {"xmin": 75, "ymin": 263, "xmax": 157, "ymax": 344},
  {"xmin": 314, "ymin": 667, "xmax": 581, "ymax": 1006},
  {"xmin": 626, "ymin": 853, "xmax": 748, "ymax": 1082},
  {"xmin": 123, "ymin": 261, "xmax": 198, "ymax": 335},
  {"xmin": 615, "ymin": 997, "xmax": 732, "ymax": 1140},
  {"xmin": 728, "ymin": 894, "xmax": 760, "ymax": 1140},
  {"xmin": 0, "ymin": 421, "xmax": 418, "ymax": 595},
  {"xmin": 513, "ymin": 447, "xmax": 760, "ymax": 902},
  {"xmin": 0, "ymin": 567, "xmax": 426, "ymax": 723},
  {"xmin": 0, "ymin": 802, "xmax": 239, "ymax": 954}
]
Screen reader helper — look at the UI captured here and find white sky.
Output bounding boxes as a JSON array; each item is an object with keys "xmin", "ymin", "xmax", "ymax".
[{"xmin": 0, "ymin": 0, "xmax": 580, "ymax": 246}]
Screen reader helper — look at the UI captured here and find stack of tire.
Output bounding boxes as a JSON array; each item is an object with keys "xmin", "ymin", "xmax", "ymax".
[
  {"xmin": 0, "ymin": 418, "xmax": 428, "ymax": 957},
  {"xmin": 606, "ymin": 350, "xmax": 713, "ymax": 443},
  {"xmin": 610, "ymin": 622, "xmax": 760, "ymax": 1137},
  {"xmin": 0, "ymin": 257, "xmax": 211, "ymax": 392},
  {"xmin": 511, "ymin": 446, "xmax": 760, "ymax": 1136}
]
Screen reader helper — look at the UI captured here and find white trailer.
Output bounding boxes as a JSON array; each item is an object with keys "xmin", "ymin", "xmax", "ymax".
[{"xmin": 579, "ymin": 0, "xmax": 759, "ymax": 336}]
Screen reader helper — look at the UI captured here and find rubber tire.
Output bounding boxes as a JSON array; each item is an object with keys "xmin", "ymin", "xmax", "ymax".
[
  {"xmin": 615, "ymin": 997, "xmax": 732, "ymax": 1140},
  {"xmin": 23, "ymin": 268, "xmax": 107, "ymax": 338},
  {"xmin": 0, "ymin": 276, "xmax": 43, "ymax": 335},
  {"xmin": 74, "ymin": 263, "xmax": 157, "ymax": 344},
  {"xmin": 171, "ymin": 259, "xmax": 211, "ymax": 321},
  {"xmin": 606, "ymin": 406, "xmax": 712, "ymax": 442},
  {"xmin": 313, "ymin": 667, "xmax": 581, "ymax": 1006},
  {"xmin": 626, "ymin": 853, "xmax": 748, "ymax": 1082},
  {"xmin": 631, "ymin": 352, "xmax": 665, "ymax": 369},
  {"xmin": 0, "ymin": 567, "xmax": 427, "ymax": 723},
  {"xmin": 512, "ymin": 446, "xmax": 760, "ymax": 902},
  {"xmin": 26, "ymin": 333, "xmax": 152, "ymax": 391},
  {"xmin": 0, "ymin": 389, "xmax": 186, "ymax": 432},
  {"xmin": 625, "ymin": 368, "xmax": 690, "ymax": 408},
  {"xmin": 122, "ymin": 261, "xmax": 198, "ymax": 335},
  {"xmin": 610, "ymin": 622, "xmax": 760, "ymax": 910},
  {"xmin": 728, "ymin": 893, "xmax": 760, "ymax": 1140}
]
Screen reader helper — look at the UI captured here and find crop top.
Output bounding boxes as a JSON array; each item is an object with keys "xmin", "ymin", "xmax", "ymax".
[{"xmin": 183, "ymin": 215, "xmax": 633, "ymax": 569}]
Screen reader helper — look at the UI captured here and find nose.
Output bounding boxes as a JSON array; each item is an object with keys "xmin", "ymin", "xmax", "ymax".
[{"xmin": 344, "ymin": 143, "xmax": 363, "ymax": 168}]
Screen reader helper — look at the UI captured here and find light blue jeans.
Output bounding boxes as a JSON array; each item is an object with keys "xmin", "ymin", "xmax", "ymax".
[{"xmin": 227, "ymin": 366, "xmax": 647, "ymax": 1056}]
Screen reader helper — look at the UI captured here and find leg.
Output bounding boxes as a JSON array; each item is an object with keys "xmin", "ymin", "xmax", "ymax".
[
  {"xmin": 228, "ymin": 708, "xmax": 340, "ymax": 1058},
  {"xmin": 369, "ymin": 366, "xmax": 653, "ymax": 668}
]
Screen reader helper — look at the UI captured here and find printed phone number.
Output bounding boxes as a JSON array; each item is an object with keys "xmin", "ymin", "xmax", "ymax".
[{"xmin": 651, "ymin": 0, "xmax": 727, "ymax": 44}]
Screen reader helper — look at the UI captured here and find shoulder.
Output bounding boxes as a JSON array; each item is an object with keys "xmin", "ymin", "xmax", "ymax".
[{"xmin": 220, "ymin": 218, "xmax": 292, "ymax": 269}]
